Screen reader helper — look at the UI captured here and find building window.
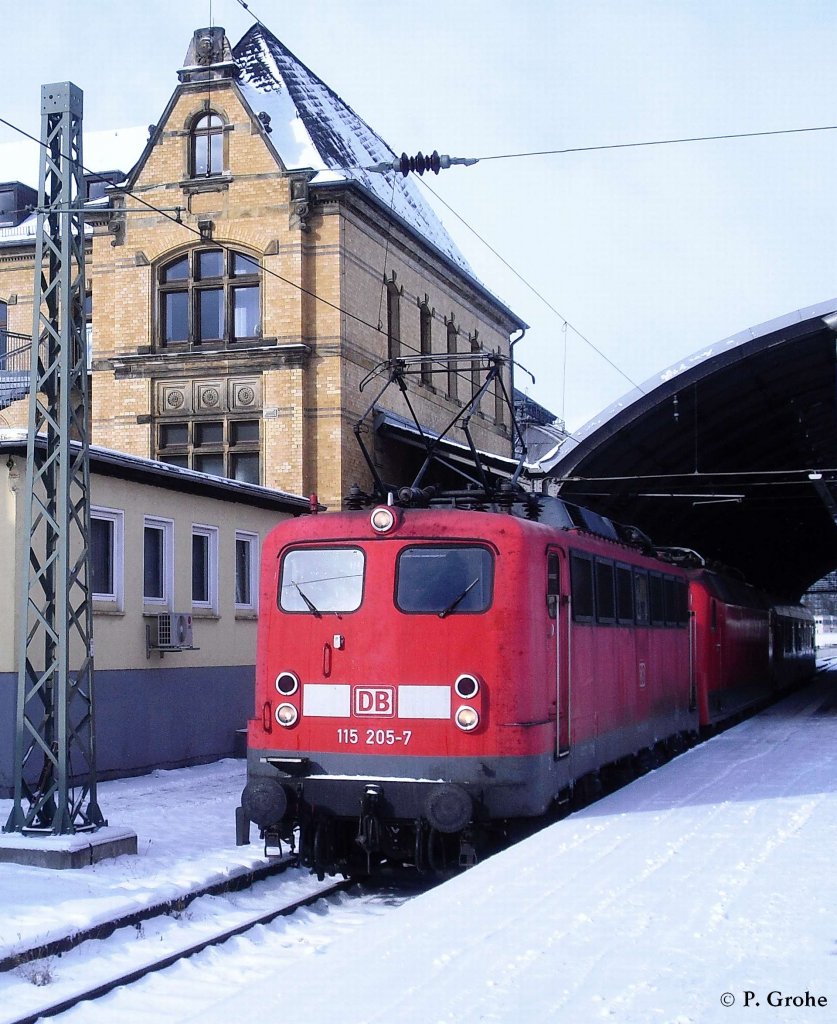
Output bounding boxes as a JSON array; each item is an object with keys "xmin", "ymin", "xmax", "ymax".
[
  {"xmin": 0, "ymin": 300, "xmax": 6, "ymax": 362},
  {"xmin": 91, "ymin": 507, "xmax": 124, "ymax": 607},
  {"xmin": 157, "ymin": 417, "xmax": 261, "ymax": 483},
  {"xmin": 191, "ymin": 113, "xmax": 225, "ymax": 177},
  {"xmin": 143, "ymin": 517, "xmax": 173, "ymax": 606},
  {"xmin": 493, "ymin": 356, "xmax": 505, "ymax": 426},
  {"xmin": 192, "ymin": 525, "xmax": 219, "ymax": 611},
  {"xmin": 470, "ymin": 332, "xmax": 481, "ymax": 407},
  {"xmin": 446, "ymin": 319, "xmax": 458, "ymax": 400},
  {"xmin": 157, "ymin": 248, "xmax": 261, "ymax": 349},
  {"xmin": 235, "ymin": 531, "xmax": 259, "ymax": 611},
  {"xmin": 84, "ymin": 291, "xmax": 92, "ymax": 371},
  {"xmin": 386, "ymin": 274, "xmax": 401, "ymax": 360},
  {"xmin": 419, "ymin": 299, "xmax": 432, "ymax": 385}
]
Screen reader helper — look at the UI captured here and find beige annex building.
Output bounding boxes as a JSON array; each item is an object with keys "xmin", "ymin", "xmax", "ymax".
[{"xmin": 1, "ymin": 23, "xmax": 525, "ymax": 510}]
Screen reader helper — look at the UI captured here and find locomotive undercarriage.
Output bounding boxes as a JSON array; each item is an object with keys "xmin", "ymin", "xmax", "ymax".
[
  {"xmin": 242, "ymin": 768, "xmax": 515, "ymax": 878},
  {"xmin": 240, "ymin": 734, "xmax": 701, "ymax": 878},
  {"xmin": 293, "ymin": 811, "xmax": 488, "ymax": 879}
]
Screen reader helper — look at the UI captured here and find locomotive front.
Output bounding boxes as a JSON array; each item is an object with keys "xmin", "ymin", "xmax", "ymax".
[{"xmin": 238, "ymin": 504, "xmax": 551, "ymax": 877}]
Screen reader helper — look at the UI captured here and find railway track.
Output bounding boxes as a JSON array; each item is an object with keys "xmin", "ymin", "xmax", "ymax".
[{"xmin": 5, "ymin": 870, "xmax": 353, "ymax": 1024}]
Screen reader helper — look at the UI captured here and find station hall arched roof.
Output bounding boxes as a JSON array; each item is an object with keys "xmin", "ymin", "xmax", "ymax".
[{"xmin": 539, "ymin": 300, "xmax": 837, "ymax": 602}]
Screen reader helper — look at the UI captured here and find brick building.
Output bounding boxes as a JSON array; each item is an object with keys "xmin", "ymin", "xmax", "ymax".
[{"xmin": 1, "ymin": 23, "xmax": 524, "ymax": 509}]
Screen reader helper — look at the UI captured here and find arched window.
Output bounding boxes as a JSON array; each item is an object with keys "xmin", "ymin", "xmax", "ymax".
[
  {"xmin": 386, "ymin": 274, "xmax": 401, "ymax": 360},
  {"xmin": 191, "ymin": 113, "xmax": 225, "ymax": 178},
  {"xmin": 470, "ymin": 331, "xmax": 481, "ymax": 406},
  {"xmin": 493, "ymin": 352, "xmax": 505, "ymax": 426},
  {"xmin": 446, "ymin": 318, "xmax": 458, "ymax": 400},
  {"xmin": 419, "ymin": 299, "xmax": 432, "ymax": 385},
  {"xmin": 157, "ymin": 248, "xmax": 261, "ymax": 349}
]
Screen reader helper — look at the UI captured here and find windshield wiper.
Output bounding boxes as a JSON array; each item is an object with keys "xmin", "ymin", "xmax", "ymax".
[
  {"xmin": 438, "ymin": 577, "xmax": 479, "ymax": 619},
  {"xmin": 292, "ymin": 580, "xmax": 322, "ymax": 617}
]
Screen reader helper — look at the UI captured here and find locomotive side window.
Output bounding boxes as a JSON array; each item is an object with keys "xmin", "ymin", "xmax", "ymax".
[
  {"xmin": 547, "ymin": 552, "xmax": 560, "ymax": 619},
  {"xmin": 396, "ymin": 545, "xmax": 493, "ymax": 615},
  {"xmin": 570, "ymin": 553, "xmax": 595, "ymax": 622},
  {"xmin": 649, "ymin": 572, "xmax": 666, "ymax": 625},
  {"xmin": 279, "ymin": 547, "xmax": 365, "ymax": 613},
  {"xmin": 674, "ymin": 578, "xmax": 689, "ymax": 626},
  {"xmin": 595, "ymin": 559, "xmax": 616, "ymax": 624},
  {"xmin": 664, "ymin": 576, "xmax": 679, "ymax": 627},
  {"xmin": 616, "ymin": 564, "xmax": 634, "ymax": 624},
  {"xmin": 634, "ymin": 570, "xmax": 650, "ymax": 625}
]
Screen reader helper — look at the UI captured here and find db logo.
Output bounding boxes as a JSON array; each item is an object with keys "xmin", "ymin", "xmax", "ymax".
[{"xmin": 353, "ymin": 686, "xmax": 395, "ymax": 717}]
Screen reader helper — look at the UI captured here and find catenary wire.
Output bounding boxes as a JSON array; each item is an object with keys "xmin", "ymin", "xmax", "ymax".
[
  {"xmin": 0, "ymin": 114, "xmax": 559, "ymax": 401},
  {"xmin": 473, "ymin": 124, "xmax": 837, "ymax": 162}
]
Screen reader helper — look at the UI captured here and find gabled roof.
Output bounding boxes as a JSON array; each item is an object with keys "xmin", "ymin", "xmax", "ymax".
[{"xmin": 232, "ymin": 23, "xmax": 475, "ymax": 278}]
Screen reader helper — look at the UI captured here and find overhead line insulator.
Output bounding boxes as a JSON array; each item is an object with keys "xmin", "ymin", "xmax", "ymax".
[{"xmin": 366, "ymin": 150, "xmax": 479, "ymax": 176}]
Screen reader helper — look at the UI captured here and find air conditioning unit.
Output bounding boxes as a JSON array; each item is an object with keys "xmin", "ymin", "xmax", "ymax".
[{"xmin": 156, "ymin": 612, "xmax": 193, "ymax": 649}]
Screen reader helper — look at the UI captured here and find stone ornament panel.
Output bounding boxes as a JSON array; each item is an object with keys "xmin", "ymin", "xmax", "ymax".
[
  {"xmin": 156, "ymin": 377, "xmax": 262, "ymax": 415},
  {"xmin": 158, "ymin": 381, "xmax": 190, "ymax": 415},
  {"xmin": 229, "ymin": 378, "xmax": 262, "ymax": 411},
  {"xmin": 196, "ymin": 381, "xmax": 224, "ymax": 411}
]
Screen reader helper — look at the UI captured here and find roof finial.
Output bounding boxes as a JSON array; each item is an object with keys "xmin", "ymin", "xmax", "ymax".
[{"xmin": 179, "ymin": 28, "xmax": 239, "ymax": 83}]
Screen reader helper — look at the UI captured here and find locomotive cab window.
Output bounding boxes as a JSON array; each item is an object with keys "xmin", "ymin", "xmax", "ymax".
[
  {"xmin": 279, "ymin": 547, "xmax": 365, "ymax": 613},
  {"xmin": 396, "ymin": 545, "xmax": 493, "ymax": 615}
]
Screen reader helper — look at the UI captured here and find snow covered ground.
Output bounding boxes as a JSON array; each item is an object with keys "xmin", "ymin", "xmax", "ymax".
[{"xmin": 1, "ymin": 663, "xmax": 836, "ymax": 1024}]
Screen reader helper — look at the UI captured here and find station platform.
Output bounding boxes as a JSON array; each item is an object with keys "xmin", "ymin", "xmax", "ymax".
[
  {"xmin": 0, "ymin": 825, "xmax": 137, "ymax": 869},
  {"xmin": 0, "ymin": 664, "xmax": 835, "ymax": 1023}
]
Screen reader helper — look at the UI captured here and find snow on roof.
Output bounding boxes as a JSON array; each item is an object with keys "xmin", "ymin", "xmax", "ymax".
[
  {"xmin": 233, "ymin": 23, "xmax": 474, "ymax": 277},
  {"xmin": 0, "ymin": 433, "xmax": 311, "ymax": 511}
]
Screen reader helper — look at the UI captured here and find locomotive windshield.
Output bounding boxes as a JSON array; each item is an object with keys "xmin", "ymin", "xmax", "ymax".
[
  {"xmin": 279, "ymin": 547, "xmax": 364, "ymax": 613},
  {"xmin": 396, "ymin": 545, "xmax": 493, "ymax": 615}
]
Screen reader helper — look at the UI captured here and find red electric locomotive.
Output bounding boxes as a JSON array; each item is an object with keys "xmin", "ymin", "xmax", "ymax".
[
  {"xmin": 237, "ymin": 353, "xmax": 815, "ymax": 876},
  {"xmin": 239, "ymin": 496, "xmax": 707, "ymax": 876}
]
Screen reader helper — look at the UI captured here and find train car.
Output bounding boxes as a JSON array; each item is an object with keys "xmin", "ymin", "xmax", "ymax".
[
  {"xmin": 772, "ymin": 604, "xmax": 816, "ymax": 684},
  {"xmin": 687, "ymin": 569, "xmax": 774, "ymax": 727},
  {"xmin": 238, "ymin": 498, "xmax": 700, "ymax": 876}
]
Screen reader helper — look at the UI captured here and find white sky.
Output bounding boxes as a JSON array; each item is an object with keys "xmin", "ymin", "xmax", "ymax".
[{"xmin": 2, "ymin": 0, "xmax": 836, "ymax": 429}]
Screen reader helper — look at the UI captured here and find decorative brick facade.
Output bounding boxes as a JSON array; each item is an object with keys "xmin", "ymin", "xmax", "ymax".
[{"xmin": 1, "ymin": 24, "xmax": 524, "ymax": 510}]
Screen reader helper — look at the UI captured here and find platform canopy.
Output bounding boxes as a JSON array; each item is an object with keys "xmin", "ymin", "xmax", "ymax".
[{"xmin": 537, "ymin": 300, "xmax": 837, "ymax": 601}]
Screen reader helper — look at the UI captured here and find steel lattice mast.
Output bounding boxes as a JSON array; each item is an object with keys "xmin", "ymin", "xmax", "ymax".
[{"xmin": 4, "ymin": 82, "xmax": 104, "ymax": 835}]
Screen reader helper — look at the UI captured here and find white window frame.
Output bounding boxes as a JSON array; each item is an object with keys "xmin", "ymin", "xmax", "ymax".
[
  {"xmin": 235, "ymin": 530, "xmax": 259, "ymax": 612},
  {"xmin": 90, "ymin": 506, "xmax": 124, "ymax": 608},
  {"xmin": 192, "ymin": 523, "xmax": 219, "ymax": 613},
  {"xmin": 143, "ymin": 516, "xmax": 174, "ymax": 608}
]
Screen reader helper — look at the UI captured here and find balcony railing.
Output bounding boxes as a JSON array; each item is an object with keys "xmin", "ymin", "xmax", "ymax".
[{"xmin": 0, "ymin": 332, "xmax": 35, "ymax": 411}]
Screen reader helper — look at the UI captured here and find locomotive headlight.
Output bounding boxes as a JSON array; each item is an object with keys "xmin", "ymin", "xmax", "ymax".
[
  {"xmin": 370, "ymin": 506, "xmax": 396, "ymax": 534},
  {"xmin": 455, "ymin": 705, "xmax": 480, "ymax": 732},
  {"xmin": 275, "ymin": 671, "xmax": 300, "ymax": 696},
  {"xmin": 454, "ymin": 673, "xmax": 480, "ymax": 699},
  {"xmin": 275, "ymin": 703, "xmax": 299, "ymax": 727}
]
